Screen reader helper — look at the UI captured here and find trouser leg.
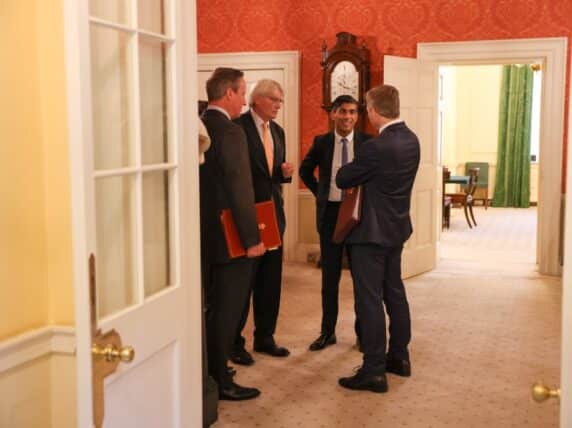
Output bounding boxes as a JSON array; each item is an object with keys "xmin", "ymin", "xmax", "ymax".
[
  {"xmin": 252, "ymin": 247, "xmax": 283, "ymax": 341},
  {"xmin": 206, "ymin": 259, "xmax": 253, "ymax": 387},
  {"xmin": 348, "ymin": 244, "xmax": 387, "ymax": 375}
]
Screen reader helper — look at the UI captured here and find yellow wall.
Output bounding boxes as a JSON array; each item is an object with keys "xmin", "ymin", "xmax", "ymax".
[
  {"xmin": 0, "ymin": 0, "xmax": 73, "ymax": 341},
  {"xmin": 36, "ymin": 0, "xmax": 74, "ymax": 326},
  {"xmin": 442, "ymin": 65, "xmax": 502, "ymax": 174}
]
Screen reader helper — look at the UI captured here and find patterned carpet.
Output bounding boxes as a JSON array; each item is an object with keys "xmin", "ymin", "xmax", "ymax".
[{"xmin": 214, "ymin": 207, "xmax": 561, "ymax": 427}]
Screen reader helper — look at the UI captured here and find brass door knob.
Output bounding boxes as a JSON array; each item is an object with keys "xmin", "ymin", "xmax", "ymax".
[
  {"xmin": 92, "ymin": 344, "xmax": 135, "ymax": 363},
  {"xmin": 531, "ymin": 382, "xmax": 560, "ymax": 403}
]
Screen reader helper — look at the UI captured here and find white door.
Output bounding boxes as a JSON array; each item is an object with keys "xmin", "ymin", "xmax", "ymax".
[
  {"xmin": 384, "ymin": 56, "xmax": 439, "ymax": 278},
  {"xmin": 197, "ymin": 52, "xmax": 300, "ymax": 262},
  {"xmin": 65, "ymin": 1, "xmax": 201, "ymax": 427},
  {"xmin": 559, "ymin": 69, "xmax": 572, "ymax": 425}
]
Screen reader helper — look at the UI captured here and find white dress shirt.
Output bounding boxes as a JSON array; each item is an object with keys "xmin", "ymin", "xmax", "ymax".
[{"xmin": 329, "ymin": 130, "xmax": 355, "ymax": 202}]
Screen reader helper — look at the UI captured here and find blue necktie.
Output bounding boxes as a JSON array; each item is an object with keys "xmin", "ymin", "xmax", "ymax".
[
  {"xmin": 340, "ymin": 138, "xmax": 349, "ymax": 200},
  {"xmin": 341, "ymin": 138, "xmax": 348, "ymax": 166}
]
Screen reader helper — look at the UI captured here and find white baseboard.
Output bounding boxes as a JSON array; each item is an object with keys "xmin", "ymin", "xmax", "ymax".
[{"xmin": 0, "ymin": 326, "xmax": 75, "ymax": 373}]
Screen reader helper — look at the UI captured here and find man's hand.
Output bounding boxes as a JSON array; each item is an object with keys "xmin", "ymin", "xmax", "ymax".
[
  {"xmin": 246, "ymin": 242, "xmax": 266, "ymax": 258},
  {"xmin": 281, "ymin": 162, "xmax": 294, "ymax": 178}
]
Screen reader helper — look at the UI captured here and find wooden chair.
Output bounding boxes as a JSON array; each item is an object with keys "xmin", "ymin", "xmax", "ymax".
[
  {"xmin": 442, "ymin": 167, "xmax": 452, "ymax": 229},
  {"xmin": 446, "ymin": 167, "xmax": 479, "ymax": 228},
  {"xmin": 465, "ymin": 162, "xmax": 489, "ymax": 209}
]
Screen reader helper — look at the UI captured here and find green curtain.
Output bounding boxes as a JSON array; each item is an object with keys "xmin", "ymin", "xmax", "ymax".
[{"xmin": 492, "ymin": 65, "xmax": 533, "ymax": 208}]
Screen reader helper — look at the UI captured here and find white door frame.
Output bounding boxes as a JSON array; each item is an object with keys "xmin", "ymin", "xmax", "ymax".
[
  {"xmin": 63, "ymin": 0, "xmax": 202, "ymax": 426},
  {"xmin": 560, "ymin": 51, "xmax": 572, "ymax": 428},
  {"xmin": 418, "ymin": 38, "xmax": 567, "ymax": 277},
  {"xmin": 197, "ymin": 51, "xmax": 300, "ymax": 262}
]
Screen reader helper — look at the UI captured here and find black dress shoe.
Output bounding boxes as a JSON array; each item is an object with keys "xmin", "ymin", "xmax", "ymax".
[
  {"xmin": 309, "ymin": 333, "xmax": 336, "ymax": 351},
  {"xmin": 253, "ymin": 339, "xmax": 290, "ymax": 357},
  {"xmin": 230, "ymin": 348, "xmax": 255, "ymax": 366},
  {"xmin": 338, "ymin": 370, "xmax": 388, "ymax": 393},
  {"xmin": 219, "ymin": 381, "xmax": 261, "ymax": 401},
  {"xmin": 386, "ymin": 357, "xmax": 411, "ymax": 377}
]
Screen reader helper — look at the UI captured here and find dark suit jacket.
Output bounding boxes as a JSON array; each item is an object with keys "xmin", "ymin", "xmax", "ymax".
[
  {"xmin": 299, "ymin": 131, "xmax": 372, "ymax": 233},
  {"xmin": 200, "ymin": 109, "xmax": 261, "ymax": 264},
  {"xmin": 336, "ymin": 122, "xmax": 420, "ymax": 247},
  {"xmin": 234, "ymin": 111, "xmax": 291, "ymax": 236}
]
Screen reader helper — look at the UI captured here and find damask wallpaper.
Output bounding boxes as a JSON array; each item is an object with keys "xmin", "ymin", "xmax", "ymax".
[{"xmin": 197, "ymin": 0, "xmax": 572, "ymax": 185}]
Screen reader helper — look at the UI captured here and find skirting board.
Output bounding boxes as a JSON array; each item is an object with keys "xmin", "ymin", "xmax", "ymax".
[{"xmin": 0, "ymin": 326, "xmax": 75, "ymax": 373}]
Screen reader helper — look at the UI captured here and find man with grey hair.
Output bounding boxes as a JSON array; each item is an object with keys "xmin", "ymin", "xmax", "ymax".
[{"xmin": 231, "ymin": 79, "xmax": 294, "ymax": 365}]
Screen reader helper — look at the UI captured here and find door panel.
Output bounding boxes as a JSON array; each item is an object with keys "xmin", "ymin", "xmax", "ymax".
[
  {"xmin": 105, "ymin": 343, "xmax": 176, "ymax": 428},
  {"xmin": 66, "ymin": 0, "xmax": 199, "ymax": 426},
  {"xmin": 384, "ymin": 55, "xmax": 438, "ymax": 278}
]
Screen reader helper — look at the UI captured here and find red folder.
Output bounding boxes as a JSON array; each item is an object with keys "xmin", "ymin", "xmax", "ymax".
[
  {"xmin": 332, "ymin": 186, "xmax": 363, "ymax": 244},
  {"xmin": 220, "ymin": 200, "xmax": 282, "ymax": 258}
]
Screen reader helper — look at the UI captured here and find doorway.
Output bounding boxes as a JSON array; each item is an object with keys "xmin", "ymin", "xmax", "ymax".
[
  {"xmin": 418, "ymin": 38, "xmax": 567, "ymax": 277},
  {"xmin": 439, "ymin": 63, "xmax": 541, "ymax": 266}
]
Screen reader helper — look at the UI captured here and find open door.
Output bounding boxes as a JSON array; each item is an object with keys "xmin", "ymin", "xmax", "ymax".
[
  {"xmin": 65, "ymin": 1, "xmax": 201, "ymax": 427},
  {"xmin": 384, "ymin": 56, "xmax": 439, "ymax": 278},
  {"xmin": 556, "ymin": 60, "xmax": 572, "ymax": 427}
]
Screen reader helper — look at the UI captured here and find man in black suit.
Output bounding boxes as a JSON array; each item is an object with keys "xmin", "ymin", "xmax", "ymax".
[
  {"xmin": 299, "ymin": 95, "xmax": 372, "ymax": 351},
  {"xmin": 336, "ymin": 85, "xmax": 420, "ymax": 393},
  {"xmin": 200, "ymin": 67, "xmax": 266, "ymax": 401},
  {"xmin": 231, "ymin": 79, "xmax": 294, "ymax": 365}
]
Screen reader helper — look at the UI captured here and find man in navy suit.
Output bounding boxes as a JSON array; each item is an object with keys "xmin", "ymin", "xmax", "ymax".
[
  {"xmin": 299, "ymin": 95, "xmax": 372, "ymax": 351},
  {"xmin": 231, "ymin": 79, "xmax": 294, "ymax": 365},
  {"xmin": 336, "ymin": 85, "xmax": 420, "ymax": 393}
]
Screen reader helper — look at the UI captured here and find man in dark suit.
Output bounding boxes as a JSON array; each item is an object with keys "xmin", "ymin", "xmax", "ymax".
[
  {"xmin": 299, "ymin": 95, "xmax": 372, "ymax": 351},
  {"xmin": 200, "ymin": 67, "xmax": 266, "ymax": 401},
  {"xmin": 336, "ymin": 85, "xmax": 420, "ymax": 393},
  {"xmin": 231, "ymin": 79, "xmax": 294, "ymax": 365}
]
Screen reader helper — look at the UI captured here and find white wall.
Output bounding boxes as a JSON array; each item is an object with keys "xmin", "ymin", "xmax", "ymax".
[{"xmin": 0, "ymin": 329, "xmax": 76, "ymax": 428}]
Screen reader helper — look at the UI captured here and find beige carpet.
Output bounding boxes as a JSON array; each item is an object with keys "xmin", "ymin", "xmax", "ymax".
[{"xmin": 214, "ymin": 207, "xmax": 561, "ymax": 427}]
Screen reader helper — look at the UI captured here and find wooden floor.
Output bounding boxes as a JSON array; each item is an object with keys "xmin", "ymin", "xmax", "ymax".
[{"xmin": 214, "ymin": 207, "xmax": 561, "ymax": 427}]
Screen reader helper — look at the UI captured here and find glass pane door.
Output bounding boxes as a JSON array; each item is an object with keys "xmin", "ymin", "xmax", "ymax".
[{"xmin": 89, "ymin": 0, "xmax": 177, "ymax": 319}]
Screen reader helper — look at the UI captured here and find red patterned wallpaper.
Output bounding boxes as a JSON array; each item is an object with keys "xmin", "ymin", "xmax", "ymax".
[{"xmin": 197, "ymin": 0, "xmax": 572, "ymax": 187}]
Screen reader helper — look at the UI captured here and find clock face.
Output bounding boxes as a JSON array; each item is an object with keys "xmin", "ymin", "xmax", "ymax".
[{"xmin": 330, "ymin": 60, "xmax": 359, "ymax": 101}]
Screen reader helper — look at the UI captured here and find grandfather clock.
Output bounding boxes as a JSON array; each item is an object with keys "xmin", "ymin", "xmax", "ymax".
[{"xmin": 321, "ymin": 32, "xmax": 370, "ymax": 131}]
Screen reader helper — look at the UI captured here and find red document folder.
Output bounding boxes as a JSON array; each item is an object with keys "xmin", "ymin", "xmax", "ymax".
[
  {"xmin": 220, "ymin": 200, "xmax": 282, "ymax": 258},
  {"xmin": 332, "ymin": 186, "xmax": 363, "ymax": 244}
]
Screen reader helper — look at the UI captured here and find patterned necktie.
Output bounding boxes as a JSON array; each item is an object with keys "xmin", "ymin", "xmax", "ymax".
[
  {"xmin": 262, "ymin": 122, "xmax": 273, "ymax": 174},
  {"xmin": 341, "ymin": 138, "xmax": 349, "ymax": 166}
]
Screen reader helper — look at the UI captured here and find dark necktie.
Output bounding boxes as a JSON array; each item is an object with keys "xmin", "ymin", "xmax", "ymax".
[{"xmin": 341, "ymin": 138, "xmax": 348, "ymax": 166}]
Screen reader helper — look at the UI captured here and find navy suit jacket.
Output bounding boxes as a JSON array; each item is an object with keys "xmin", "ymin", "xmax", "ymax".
[
  {"xmin": 299, "ymin": 130, "xmax": 372, "ymax": 233},
  {"xmin": 234, "ymin": 111, "xmax": 291, "ymax": 236},
  {"xmin": 336, "ymin": 122, "xmax": 420, "ymax": 247}
]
